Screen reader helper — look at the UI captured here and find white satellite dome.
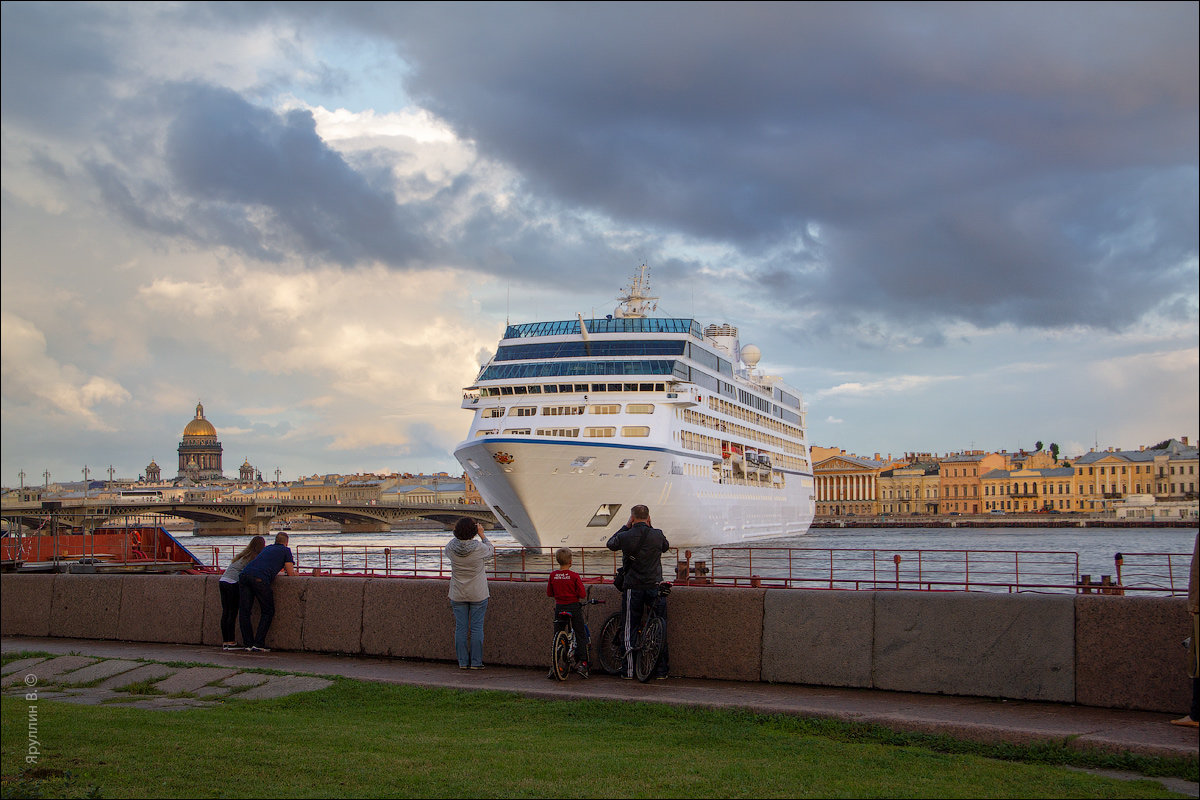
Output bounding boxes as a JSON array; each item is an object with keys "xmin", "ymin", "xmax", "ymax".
[{"xmin": 741, "ymin": 343, "xmax": 761, "ymax": 368}]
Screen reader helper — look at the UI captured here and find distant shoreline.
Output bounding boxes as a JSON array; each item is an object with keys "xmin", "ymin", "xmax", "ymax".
[{"xmin": 812, "ymin": 515, "xmax": 1196, "ymax": 529}]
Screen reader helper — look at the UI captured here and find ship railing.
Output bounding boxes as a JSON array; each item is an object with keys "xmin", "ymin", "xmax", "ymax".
[{"xmin": 192, "ymin": 545, "xmax": 1190, "ymax": 595}]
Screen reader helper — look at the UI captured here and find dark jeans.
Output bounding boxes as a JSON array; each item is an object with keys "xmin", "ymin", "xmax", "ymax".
[
  {"xmin": 218, "ymin": 580, "xmax": 240, "ymax": 642},
  {"xmin": 621, "ymin": 587, "xmax": 669, "ymax": 678},
  {"xmin": 553, "ymin": 602, "xmax": 589, "ymax": 664},
  {"xmin": 238, "ymin": 574, "xmax": 275, "ymax": 648}
]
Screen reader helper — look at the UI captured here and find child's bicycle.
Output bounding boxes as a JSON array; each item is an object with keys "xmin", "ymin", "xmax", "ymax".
[
  {"xmin": 596, "ymin": 582, "xmax": 671, "ymax": 682},
  {"xmin": 551, "ymin": 598, "xmax": 605, "ymax": 681}
]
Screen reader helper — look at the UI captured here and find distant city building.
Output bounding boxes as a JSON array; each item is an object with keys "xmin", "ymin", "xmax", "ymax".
[
  {"xmin": 813, "ymin": 451, "xmax": 893, "ymax": 517},
  {"xmin": 144, "ymin": 459, "xmax": 161, "ymax": 483},
  {"xmin": 878, "ymin": 461, "xmax": 941, "ymax": 516},
  {"xmin": 980, "ymin": 465, "xmax": 1075, "ymax": 513},
  {"xmin": 176, "ymin": 401, "xmax": 224, "ymax": 481},
  {"xmin": 939, "ymin": 452, "xmax": 1005, "ymax": 515}
]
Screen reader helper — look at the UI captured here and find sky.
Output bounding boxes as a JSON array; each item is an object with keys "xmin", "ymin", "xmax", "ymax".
[{"xmin": 1, "ymin": 1, "xmax": 1197, "ymax": 487}]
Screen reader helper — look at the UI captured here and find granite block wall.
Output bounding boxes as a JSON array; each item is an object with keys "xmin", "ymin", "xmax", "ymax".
[
  {"xmin": 872, "ymin": 591, "xmax": 1075, "ymax": 702},
  {"xmin": 0, "ymin": 573, "xmax": 53, "ymax": 637},
  {"xmin": 3, "ymin": 572, "xmax": 1189, "ymax": 712},
  {"xmin": 762, "ymin": 589, "xmax": 873, "ymax": 687},
  {"xmin": 116, "ymin": 574, "xmax": 207, "ymax": 644},
  {"xmin": 48, "ymin": 574, "xmax": 123, "ymax": 640},
  {"xmin": 362, "ymin": 578, "xmax": 454, "ymax": 660},
  {"xmin": 1075, "ymin": 595, "xmax": 1190, "ymax": 714}
]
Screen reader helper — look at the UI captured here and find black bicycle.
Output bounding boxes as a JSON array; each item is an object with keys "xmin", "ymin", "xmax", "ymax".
[
  {"xmin": 551, "ymin": 598, "xmax": 604, "ymax": 681},
  {"xmin": 596, "ymin": 582, "xmax": 671, "ymax": 682}
]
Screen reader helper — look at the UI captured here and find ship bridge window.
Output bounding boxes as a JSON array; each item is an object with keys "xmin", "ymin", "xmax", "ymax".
[
  {"xmin": 500, "ymin": 386, "xmax": 514, "ymax": 395},
  {"xmin": 590, "ymin": 404, "xmax": 620, "ymax": 414},
  {"xmin": 627, "ymin": 404, "xmax": 654, "ymax": 414},
  {"xmin": 584, "ymin": 427, "xmax": 616, "ymax": 437},
  {"xmin": 513, "ymin": 407, "xmax": 537, "ymax": 417},
  {"xmin": 543, "ymin": 405, "xmax": 584, "ymax": 416},
  {"xmin": 621, "ymin": 426, "xmax": 651, "ymax": 437},
  {"xmin": 513, "ymin": 386, "xmax": 528, "ymax": 394}
]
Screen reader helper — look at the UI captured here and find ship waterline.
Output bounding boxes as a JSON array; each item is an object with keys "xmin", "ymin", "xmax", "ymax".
[{"xmin": 455, "ymin": 437, "xmax": 815, "ymax": 548}]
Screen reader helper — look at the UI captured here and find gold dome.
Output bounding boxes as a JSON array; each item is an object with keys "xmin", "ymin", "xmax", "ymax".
[{"xmin": 183, "ymin": 401, "xmax": 217, "ymax": 438}]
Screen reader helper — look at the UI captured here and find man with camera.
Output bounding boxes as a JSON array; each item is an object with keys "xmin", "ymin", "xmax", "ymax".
[{"xmin": 606, "ymin": 504, "xmax": 671, "ymax": 680}]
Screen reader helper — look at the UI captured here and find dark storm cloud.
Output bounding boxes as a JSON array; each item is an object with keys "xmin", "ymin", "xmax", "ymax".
[
  {"xmin": 324, "ymin": 1, "xmax": 1198, "ymax": 330},
  {"xmin": 159, "ymin": 84, "xmax": 434, "ymax": 267}
]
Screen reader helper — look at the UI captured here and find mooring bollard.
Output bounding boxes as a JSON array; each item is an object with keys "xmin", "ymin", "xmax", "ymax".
[
  {"xmin": 894, "ymin": 554, "xmax": 902, "ymax": 589},
  {"xmin": 1078, "ymin": 574, "xmax": 1092, "ymax": 594},
  {"xmin": 750, "ymin": 575, "xmax": 761, "ymax": 587}
]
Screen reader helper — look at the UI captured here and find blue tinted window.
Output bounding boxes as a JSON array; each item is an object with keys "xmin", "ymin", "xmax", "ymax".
[
  {"xmin": 478, "ymin": 360, "xmax": 678, "ymax": 381},
  {"xmin": 495, "ymin": 340, "xmax": 686, "ymax": 361},
  {"xmin": 504, "ymin": 318, "xmax": 702, "ymax": 339}
]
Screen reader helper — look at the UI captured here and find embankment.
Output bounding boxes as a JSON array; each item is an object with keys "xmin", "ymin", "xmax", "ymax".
[{"xmin": 1, "ymin": 574, "xmax": 1189, "ymax": 713}]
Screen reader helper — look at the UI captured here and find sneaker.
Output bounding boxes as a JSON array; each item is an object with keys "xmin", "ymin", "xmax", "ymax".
[
  {"xmin": 468, "ymin": 665, "xmax": 485, "ymax": 670},
  {"xmin": 459, "ymin": 665, "xmax": 470, "ymax": 670},
  {"xmin": 221, "ymin": 643, "xmax": 239, "ymax": 651},
  {"xmin": 575, "ymin": 663, "xmax": 589, "ymax": 678},
  {"xmin": 1170, "ymin": 716, "xmax": 1199, "ymax": 728},
  {"xmin": 655, "ymin": 674, "xmax": 668, "ymax": 680},
  {"xmin": 622, "ymin": 673, "xmax": 633, "ymax": 680},
  {"xmin": 247, "ymin": 645, "xmax": 270, "ymax": 653}
]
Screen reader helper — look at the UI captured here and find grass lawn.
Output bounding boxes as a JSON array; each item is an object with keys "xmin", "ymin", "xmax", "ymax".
[{"xmin": 1, "ymin": 653, "xmax": 1195, "ymax": 799}]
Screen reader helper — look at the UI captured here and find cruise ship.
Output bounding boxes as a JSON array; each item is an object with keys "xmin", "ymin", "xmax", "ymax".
[{"xmin": 452, "ymin": 266, "xmax": 815, "ymax": 549}]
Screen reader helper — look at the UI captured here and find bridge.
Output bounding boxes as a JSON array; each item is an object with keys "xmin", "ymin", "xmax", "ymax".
[{"xmin": 0, "ymin": 499, "xmax": 498, "ymax": 538}]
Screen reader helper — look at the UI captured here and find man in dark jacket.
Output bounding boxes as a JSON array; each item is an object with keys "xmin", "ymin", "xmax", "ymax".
[{"xmin": 606, "ymin": 504, "xmax": 670, "ymax": 679}]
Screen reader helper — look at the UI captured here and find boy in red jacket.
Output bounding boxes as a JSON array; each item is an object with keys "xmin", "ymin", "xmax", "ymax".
[{"xmin": 547, "ymin": 547, "xmax": 588, "ymax": 675}]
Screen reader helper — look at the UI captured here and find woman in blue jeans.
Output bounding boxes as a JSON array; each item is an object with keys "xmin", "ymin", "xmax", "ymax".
[{"xmin": 446, "ymin": 517, "xmax": 493, "ymax": 669}]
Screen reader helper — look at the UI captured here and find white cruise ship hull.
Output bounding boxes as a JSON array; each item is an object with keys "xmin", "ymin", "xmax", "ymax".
[{"xmin": 454, "ymin": 437, "xmax": 815, "ymax": 549}]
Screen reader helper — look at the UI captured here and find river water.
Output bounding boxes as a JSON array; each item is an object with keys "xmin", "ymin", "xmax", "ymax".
[{"xmin": 177, "ymin": 525, "xmax": 1196, "ymax": 595}]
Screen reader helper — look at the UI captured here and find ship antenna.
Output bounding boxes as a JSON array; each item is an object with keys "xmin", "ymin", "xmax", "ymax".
[{"xmin": 614, "ymin": 264, "xmax": 659, "ymax": 318}]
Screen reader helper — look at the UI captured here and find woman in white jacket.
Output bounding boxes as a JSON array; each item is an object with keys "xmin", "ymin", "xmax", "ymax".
[{"xmin": 446, "ymin": 517, "xmax": 493, "ymax": 669}]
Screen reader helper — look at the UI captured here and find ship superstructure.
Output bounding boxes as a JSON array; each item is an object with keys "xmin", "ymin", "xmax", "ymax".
[{"xmin": 453, "ymin": 266, "xmax": 815, "ymax": 548}]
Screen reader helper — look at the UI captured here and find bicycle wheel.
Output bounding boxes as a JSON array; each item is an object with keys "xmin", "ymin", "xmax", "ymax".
[
  {"xmin": 551, "ymin": 630, "xmax": 571, "ymax": 681},
  {"xmin": 635, "ymin": 616, "xmax": 665, "ymax": 683},
  {"xmin": 596, "ymin": 612, "xmax": 624, "ymax": 675}
]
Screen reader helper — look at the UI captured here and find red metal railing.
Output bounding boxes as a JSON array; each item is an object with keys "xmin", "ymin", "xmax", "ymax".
[{"xmin": 193, "ymin": 544, "xmax": 1191, "ymax": 595}]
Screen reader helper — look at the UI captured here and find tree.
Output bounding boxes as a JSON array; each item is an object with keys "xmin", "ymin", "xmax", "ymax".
[
  {"xmin": 1049, "ymin": 443, "xmax": 1060, "ymax": 461},
  {"xmin": 1035, "ymin": 441, "xmax": 1044, "ymax": 452}
]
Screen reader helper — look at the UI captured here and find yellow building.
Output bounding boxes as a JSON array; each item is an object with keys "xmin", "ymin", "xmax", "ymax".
[
  {"xmin": 939, "ymin": 452, "xmax": 1005, "ymax": 515},
  {"xmin": 981, "ymin": 466, "xmax": 1075, "ymax": 512},
  {"xmin": 878, "ymin": 462, "xmax": 940, "ymax": 516}
]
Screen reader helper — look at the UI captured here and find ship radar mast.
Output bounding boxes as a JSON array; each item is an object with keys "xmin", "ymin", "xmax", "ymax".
[{"xmin": 614, "ymin": 265, "xmax": 658, "ymax": 318}]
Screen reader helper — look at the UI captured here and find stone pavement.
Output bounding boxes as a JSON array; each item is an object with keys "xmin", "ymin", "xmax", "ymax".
[
  {"xmin": 3, "ymin": 636, "xmax": 1197, "ymax": 796},
  {"xmin": 1, "ymin": 645, "xmax": 332, "ymax": 710}
]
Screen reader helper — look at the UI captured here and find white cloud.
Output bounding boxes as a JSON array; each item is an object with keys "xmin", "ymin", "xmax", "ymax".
[
  {"xmin": 0, "ymin": 312, "xmax": 131, "ymax": 430},
  {"xmin": 814, "ymin": 374, "xmax": 958, "ymax": 401}
]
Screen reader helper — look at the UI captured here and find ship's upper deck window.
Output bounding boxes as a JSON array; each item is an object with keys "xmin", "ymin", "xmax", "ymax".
[
  {"xmin": 590, "ymin": 404, "xmax": 620, "ymax": 414},
  {"xmin": 482, "ymin": 407, "xmax": 505, "ymax": 418},
  {"xmin": 512, "ymin": 407, "xmax": 537, "ymax": 417},
  {"xmin": 621, "ymin": 426, "xmax": 651, "ymax": 437},
  {"xmin": 478, "ymin": 360, "xmax": 677, "ymax": 382},
  {"xmin": 627, "ymin": 404, "xmax": 654, "ymax": 414},
  {"xmin": 494, "ymin": 340, "xmax": 686, "ymax": 361},
  {"xmin": 504, "ymin": 318, "xmax": 703, "ymax": 339},
  {"xmin": 584, "ymin": 427, "xmax": 616, "ymax": 437}
]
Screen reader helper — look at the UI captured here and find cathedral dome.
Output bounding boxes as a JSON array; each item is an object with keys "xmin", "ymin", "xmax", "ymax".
[{"xmin": 183, "ymin": 402, "xmax": 217, "ymax": 438}]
